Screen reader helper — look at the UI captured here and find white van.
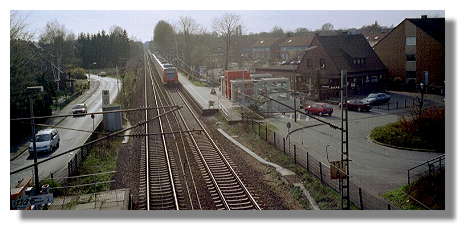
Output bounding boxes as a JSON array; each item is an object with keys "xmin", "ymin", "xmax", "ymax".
[{"xmin": 28, "ymin": 129, "xmax": 60, "ymax": 154}]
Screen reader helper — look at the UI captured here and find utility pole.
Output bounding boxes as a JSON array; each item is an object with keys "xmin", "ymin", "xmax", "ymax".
[
  {"xmin": 340, "ymin": 70, "xmax": 350, "ymax": 209},
  {"xmin": 293, "ymin": 74, "xmax": 297, "ymax": 123},
  {"xmin": 116, "ymin": 65, "xmax": 120, "ymax": 93},
  {"xmin": 27, "ymin": 86, "xmax": 44, "ymax": 195}
]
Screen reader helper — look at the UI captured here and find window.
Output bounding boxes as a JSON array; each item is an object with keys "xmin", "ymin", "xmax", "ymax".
[
  {"xmin": 406, "ymin": 36, "xmax": 416, "ymax": 46},
  {"xmin": 406, "ymin": 54, "xmax": 416, "ymax": 61},
  {"xmin": 353, "ymin": 58, "xmax": 366, "ymax": 65},
  {"xmin": 406, "ymin": 71, "xmax": 417, "ymax": 79}
]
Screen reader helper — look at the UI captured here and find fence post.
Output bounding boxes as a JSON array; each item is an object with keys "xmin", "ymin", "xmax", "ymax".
[
  {"xmin": 359, "ymin": 188, "xmax": 364, "ymax": 210},
  {"xmin": 283, "ymin": 138, "xmax": 285, "ymax": 153},
  {"xmin": 396, "ymin": 101, "xmax": 398, "ymax": 109},
  {"xmin": 294, "ymin": 145, "xmax": 296, "ymax": 164},
  {"xmin": 306, "ymin": 152, "xmax": 309, "ymax": 171},
  {"xmin": 265, "ymin": 124, "xmax": 268, "ymax": 141},
  {"xmin": 50, "ymin": 172, "xmax": 53, "ymax": 180},
  {"xmin": 387, "ymin": 204, "xmax": 391, "ymax": 210},
  {"xmin": 319, "ymin": 162, "xmax": 323, "ymax": 184},
  {"xmin": 407, "ymin": 170, "xmax": 410, "ymax": 186},
  {"xmin": 405, "ymin": 99, "xmax": 407, "ymax": 108},
  {"xmin": 274, "ymin": 132, "xmax": 276, "ymax": 146},
  {"xmin": 258, "ymin": 122, "xmax": 261, "ymax": 137},
  {"xmin": 387, "ymin": 103, "xmax": 390, "ymax": 110}
]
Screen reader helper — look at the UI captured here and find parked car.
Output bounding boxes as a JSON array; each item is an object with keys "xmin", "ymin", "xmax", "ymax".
[
  {"xmin": 341, "ymin": 99, "xmax": 372, "ymax": 112},
  {"xmin": 29, "ymin": 129, "xmax": 60, "ymax": 155},
  {"xmin": 304, "ymin": 103, "xmax": 333, "ymax": 116},
  {"xmin": 362, "ymin": 93, "xmax": 391, "ymax": 105},
  {"xmin": 98, "ymin": 71, "xmax": 107, "ymax": 77},
  {"xmin": 72, "ymin": 103, "xmax": 88, "ymax": 117}
]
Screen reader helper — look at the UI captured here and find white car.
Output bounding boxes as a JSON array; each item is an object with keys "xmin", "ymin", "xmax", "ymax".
[
  {"xmin": 72, "ymin": 103, "xmax": 88, "ymax": 117},
  {"xmin": 28, "ymin": 129, "xmax": 60, "ymax": 155}
]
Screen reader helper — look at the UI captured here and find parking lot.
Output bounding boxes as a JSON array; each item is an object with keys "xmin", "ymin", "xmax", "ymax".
[{"xmin": 265, "ymin": 92, "xmax": 441, "ymax": 197}]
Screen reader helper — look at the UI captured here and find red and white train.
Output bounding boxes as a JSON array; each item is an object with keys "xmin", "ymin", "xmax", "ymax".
[{"xmin": 151, "ymin": 53, "xmax": 178, "ymax": 86}]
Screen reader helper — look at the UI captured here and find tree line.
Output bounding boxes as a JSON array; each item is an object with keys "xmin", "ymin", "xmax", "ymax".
[
  {"xmin": 151, "ymin": 14, "xmax": 393, "ymax": 73},
  {"xmin": 10, "ymin": 13, "xmax": 141, "ymax": 145}
]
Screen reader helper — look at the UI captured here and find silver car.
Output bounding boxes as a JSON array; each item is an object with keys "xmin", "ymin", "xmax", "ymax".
[
  {"xmin": 29, "ymin": 129, "xmax": 60, "ymax": 154},
  {"xmin": 72, "ymin": 103, "xmax": 88, "ymax": 117}
]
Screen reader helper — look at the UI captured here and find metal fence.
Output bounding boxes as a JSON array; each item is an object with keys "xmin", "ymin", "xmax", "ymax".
[
  {"xmin": 408, "ymin": 154, "xmax": 445, "ymax": 186},
  {"xmin": 249, "ymin": 119, "xmax": 398, "ymax": 210},
  {"xmin": 373, "ymin": 97, "xmax": 419, "ymax": 111},
  {"xmin": 67, "ymin": 145, "xmax": 92, "ymax": 177}
]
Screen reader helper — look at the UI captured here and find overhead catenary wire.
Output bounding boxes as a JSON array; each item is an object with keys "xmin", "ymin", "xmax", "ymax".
[
  {"xmin": 10, "ymin": 105, "xmax": 182, "ymax": 175},
  {"xmin": 10, "ymin": 105, "xmax": 179, "ymax": 121}
]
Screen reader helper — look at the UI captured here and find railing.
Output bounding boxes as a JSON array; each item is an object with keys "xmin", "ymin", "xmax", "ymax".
[
  {"xmin": 407, "ymin": 154, "xmax": 445, "ymax": 185},
  {"xmin": 249, "ymin": 119, "xmax": 398, "ymax": 210}
]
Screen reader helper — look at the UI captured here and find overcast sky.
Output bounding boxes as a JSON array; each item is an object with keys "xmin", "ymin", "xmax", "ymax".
[{"xmin": 15, "ymin": 10, "xmax": 444, "ymax": 42}]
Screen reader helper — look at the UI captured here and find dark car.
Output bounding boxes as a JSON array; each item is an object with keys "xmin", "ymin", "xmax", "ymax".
[
  {"xmin": 305, "ymin": 103, "xmax": 333, "ymax": 116},
  {"xmin": 363, "ymin": 93, "xmax": 391, "ymax": 105},
  {"xmin": 342, "ymin": 99, "xmax": 371, "ymax": 112}
]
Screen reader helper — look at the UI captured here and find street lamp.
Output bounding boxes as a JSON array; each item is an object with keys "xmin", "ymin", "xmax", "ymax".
[
  {"xmin": 419, "ymin": 82, "xmax": 425, "ymax": 116},
  {"xmin": 26, "ymin": 86, "xmax": 44, "ymax": 195}
]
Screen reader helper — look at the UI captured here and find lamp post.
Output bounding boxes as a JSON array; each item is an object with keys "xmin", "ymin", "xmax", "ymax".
[
  {"xmin": 26, "ymin": 86, "xmax": 44, "ymax": 194},
  {"xmin": 419, "ymin": 82, "xmax": 424, "ymax": 116}
]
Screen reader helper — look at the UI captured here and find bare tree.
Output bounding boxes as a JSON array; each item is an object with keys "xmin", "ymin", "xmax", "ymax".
[
  {"xmin": 321, "ymin": 23, "xmax": 334, "ymax": 31},
  {"xmin": 213, "ymin": 13, "xmax": 241, "ymax": 70},
  {"xmin": 179, "ymin": 16, "xmax": 200, "ymax": 66},
  {"xmin": 10, "ymin": 11, "xmax": 33, "ymax": 41}
]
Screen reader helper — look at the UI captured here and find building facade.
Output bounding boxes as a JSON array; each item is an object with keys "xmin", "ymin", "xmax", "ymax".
[
  {"xmin": 296, "ymin": 33, "xmax": 387, "ymax": 100},
  {"xmin": 373, "ymin": 15, "xmax": 445, "ymax": 93}
]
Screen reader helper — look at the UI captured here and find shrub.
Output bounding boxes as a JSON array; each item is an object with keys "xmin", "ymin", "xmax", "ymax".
[
  {"xmin": 371, "ymin": 107, "xmax": 444, "ymax": 151},
  {"xmin": 68, "ymin": 67, "xmax": 87, "ymax": 80}
]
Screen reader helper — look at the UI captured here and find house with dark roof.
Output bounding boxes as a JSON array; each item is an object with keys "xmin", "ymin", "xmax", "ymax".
[
  {"xmin": 373, "ymin": 15, "xmax": 445, "ymax": 93},
  {"xmin": 295, "ymin": 33, "xmax": 387, "ymax": 100},
  {"xmin": 250, "ymin": 37, "xmax": 284, "ymax": 62},
  {"xmin": 279, "ymin": 34, "xmax": 314, "ymax": 62}
]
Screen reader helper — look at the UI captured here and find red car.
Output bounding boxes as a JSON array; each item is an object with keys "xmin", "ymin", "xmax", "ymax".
[
  {"xmin": 342, "ymin": 99, "xmax": 371, "ymax": 112},
  {"xmin": 304, "ymin": 103, "xmax": 333, "ymax": 116}
]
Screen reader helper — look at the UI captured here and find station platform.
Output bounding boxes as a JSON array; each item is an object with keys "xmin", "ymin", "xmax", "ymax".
[
  {"xmin": 178, "ymin": 72, "xmax": 219, "ymax": 114},
  {"xmin": 178, "ymin": 71, "xmax": 243, "ymax": 122}
]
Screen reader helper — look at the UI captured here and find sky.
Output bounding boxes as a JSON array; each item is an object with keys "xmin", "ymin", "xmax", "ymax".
[{"xmin": 14, "ymin": 10, "xmax": 444, "ymax": 42}]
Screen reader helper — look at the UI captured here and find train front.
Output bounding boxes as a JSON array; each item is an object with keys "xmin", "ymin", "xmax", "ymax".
[{"xmin": 164, "ymin": 66, "xmax": 179, "ymax": 86}]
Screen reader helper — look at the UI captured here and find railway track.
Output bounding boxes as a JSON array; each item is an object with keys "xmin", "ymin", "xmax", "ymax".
[{"xmin": 137, "ymin": 51, "xmax": 261, "ymax": 210}]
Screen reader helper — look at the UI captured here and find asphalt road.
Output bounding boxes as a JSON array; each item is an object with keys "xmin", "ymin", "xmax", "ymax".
[
  {"xmin": 267, "ymin": 100, "xmax": 441, "ymax": 197},
  {"xmin": 10, "ymin": 75, "xmax": 120, "ymax": 188}
]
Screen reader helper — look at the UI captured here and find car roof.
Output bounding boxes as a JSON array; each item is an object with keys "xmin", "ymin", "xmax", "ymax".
[{"xmin": 37, "ymin": 129, "xmax": 56, "ymax": 135}]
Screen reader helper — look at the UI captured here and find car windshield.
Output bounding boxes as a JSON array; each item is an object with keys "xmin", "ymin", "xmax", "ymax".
[
  {"xmin": 367, "ymin": 94, "xmax": 377, "ymax": 98},
  {"xmin": 35, "ymin": 134, "xmax": 50, "ymax": 142},
  {"xmin": 73, "ymin": 104, "xmax": 85, "ymax": 109}
]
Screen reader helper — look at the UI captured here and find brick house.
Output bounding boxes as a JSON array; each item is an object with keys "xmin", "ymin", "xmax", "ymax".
[
  {"xmin": 279, "ymin": 33, "xmax": 314, "ymax": 62},
  {"xmin": 296, "ymin": 33, "xmax": 387, "ymax": 100},
  {"xmin": 250, "ymin": 37, "xmax": 284, "ymax": 62},
  {"xmin": 373, "ymin": 15, "xmax": 445, "ymax": 93}
]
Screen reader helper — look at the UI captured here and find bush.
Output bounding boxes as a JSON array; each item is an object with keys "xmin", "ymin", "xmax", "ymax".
[
  {"xmin": 68, "ymin": 67, "xmax": 87, "ymax": 80},
  {"xmin": 371, "ymin": 107, "xmax": 444, "ymax": 151}
]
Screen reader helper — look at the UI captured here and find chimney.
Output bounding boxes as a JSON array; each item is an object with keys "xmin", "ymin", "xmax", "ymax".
[{"xmin": 421, "ymin": 15, "xmax": 428, "ymax": 20}]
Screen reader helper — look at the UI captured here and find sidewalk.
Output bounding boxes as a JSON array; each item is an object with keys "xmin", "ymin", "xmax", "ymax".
[{"xmin": 10, "ymin": 78, "xmax": 100, "ymax": 161}]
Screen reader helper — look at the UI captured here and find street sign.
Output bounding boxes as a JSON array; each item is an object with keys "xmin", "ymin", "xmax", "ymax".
[{"xmin": 11, "ymin": 193, "xmax": 53, "ymax": 210}]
